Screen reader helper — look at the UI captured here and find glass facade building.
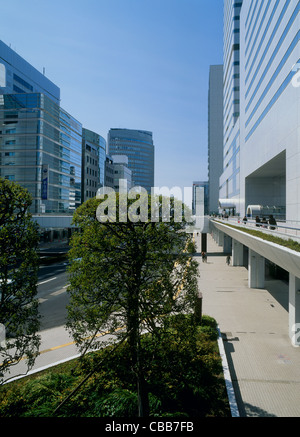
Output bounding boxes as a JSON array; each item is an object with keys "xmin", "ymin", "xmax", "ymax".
[
  {"xmin": 107, "ymin": 128, "xmax": 155, "ymax": 193},
  {"xmin": 0, "ymin": 93, "xmax": 82, "ymax": 214},
  {"xmin": 0, "ymin": 40, "xmax": 60, "ymax": 105}
]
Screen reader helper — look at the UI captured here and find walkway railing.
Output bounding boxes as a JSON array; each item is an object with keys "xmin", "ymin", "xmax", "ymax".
[{"xmin": 213, "ymin": 217, "xmax": 300, "ymax": 244}]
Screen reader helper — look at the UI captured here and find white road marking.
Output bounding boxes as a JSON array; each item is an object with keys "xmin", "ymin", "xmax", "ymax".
[
  {"xmin": 38, "ymin": 277, "xmax": 57, "ymax": 286},
  {"xmin": 50, "ymin": 289, "xmax": 66, "ymax": 296},
  {"xmin": 38, "ymin": 298, "xmax": 48, "ymax": 303}
]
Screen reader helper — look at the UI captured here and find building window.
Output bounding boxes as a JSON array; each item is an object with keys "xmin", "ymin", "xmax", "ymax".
[{"xmin": 13, "ymin": 74, "xmax": 33, "ymax": 91}]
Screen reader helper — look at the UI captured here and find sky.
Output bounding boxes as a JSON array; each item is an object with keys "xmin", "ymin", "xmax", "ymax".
[{"xmin": 0, "ymin": 0, "xmax": 223, "ymax": 192}]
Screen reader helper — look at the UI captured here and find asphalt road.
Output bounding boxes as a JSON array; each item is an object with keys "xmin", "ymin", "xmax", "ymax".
[{"xmin": 37, "ymin": 261, "xmax": 70, "ymax": 331}]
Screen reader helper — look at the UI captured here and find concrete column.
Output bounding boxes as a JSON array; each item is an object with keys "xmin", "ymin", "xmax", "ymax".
[
  {"xmin": 248, "ymin": 249, "xmax": 265, "ymax": 289},
  {"xmin": 211, "ymin": 230, "xmax": 215, "ymax": 243},
  {"xmin": 289, "ymin": 274, "xmax": 300, "ymax": 347},
  {"xmin": 213, "ymin": 229, "xmax": 218, "ymax": 243},
  {"xmin": 223, "ymin": 235, "xmax": 232, "ymax": 254},
  {"xmin": 218, "ymin": 231, "xmax": 224, "ymax": 247},
  {"xmin": 201, "ymin": 233, "xmax": 207, "ymax": 253},
  {"xmin": 232, "ymin": 240, "xmax": 244, "ymax": 266}
]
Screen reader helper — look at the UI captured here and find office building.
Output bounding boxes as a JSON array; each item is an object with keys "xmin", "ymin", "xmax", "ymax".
[
  {"xmin": 104, "ymin": 155, "xmax": 114, "ymax": 188},
  {"xmin": 219, "ymin": 0, "xmax": 243, "ymax": 211},
  {"xmin": 239, "ymin": 0, "xmax": 300, "ymax": 222},
  {"xmin": 0, "ymin": 93, "xmax": 82, "ymax": 215},
  {"xmin": 0, "ymin": 41, "xmax": 82, "ymax": 216},
  {"xmin": 0, "ymin": 40, "xmax": 60, "ymax": 105},
  {"xmin": 108, "ymin": 128, "xmax": 155, "ymax": 193},
  {"xmin": 192, "ymin": 181, "xmax": 209, "ymax": 215},
  {"xmin": 219, "ymin": 0, "xmax": 300, "ymax": 222},
  {"xmin": 111, "ymin": 155, "xmax": 132, "ymax": 192},
  {"xmin": 0, "ymin": 40, "xmax": 84, "ymax": 240},
  {"xmin": 103, "ymin": 154, "xmax": 132, "ymax": 192},
  {"xmin": 208, "ymin": 65, "xmax": 223, "ymax": 214},
  {"xmin": 82, "ymin": 128, "xmax": 106, "ymax": 202}
]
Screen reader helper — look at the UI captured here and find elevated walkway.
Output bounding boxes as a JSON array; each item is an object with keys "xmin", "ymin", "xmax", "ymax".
[
  {"xmin": 210, "ymin": 219, "xmax": 300, "ymax": 346},
  {"xmin": 212, "ymin": 219, "xmax": 300, "ymax": 278}
]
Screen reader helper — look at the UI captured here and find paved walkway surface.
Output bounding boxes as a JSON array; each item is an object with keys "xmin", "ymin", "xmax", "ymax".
[{"xmin": 195, "ymin": 233, "xmax": 300, "ymax": 417}]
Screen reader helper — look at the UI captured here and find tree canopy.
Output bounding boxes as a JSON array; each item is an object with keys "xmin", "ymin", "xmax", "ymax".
[
  {"xmin": 0, "ymin": 178, "xmax": 40, "ymax": 384},
  {"xmin": 66, "ymin": 193, "xmax": 199, "ymax": 416}
]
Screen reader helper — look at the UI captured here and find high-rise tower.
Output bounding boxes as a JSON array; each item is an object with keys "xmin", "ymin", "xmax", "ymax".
[
  {"xmin": 208, "ymin": 65, "xmax": 224, "ymax": 214},
  {"xmin": 0, "ymin": 41, "xmax": 82, "ymax": 224},
  {"xmin": 108, "ymin": 128, "xmax": 154, "ymax": 193},
  {"xmin": 220, "ymin": 0, "xmax": 300, "ymax": 222},
  {"xmin": 219, "ymin": 0, "xmax": 243, "ymax": 211}
]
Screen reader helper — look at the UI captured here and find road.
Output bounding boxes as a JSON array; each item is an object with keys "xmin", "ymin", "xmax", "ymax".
[
  {"xmin": 0, "ymin": 261, "xmax": 72, "ymax": 383},
  {"xmin": 37, "ymin": 260, "xmax": 70, "ymax": 331}
]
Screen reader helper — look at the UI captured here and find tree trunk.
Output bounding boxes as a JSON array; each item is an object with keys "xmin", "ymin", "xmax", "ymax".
[
  {"xmin": 127, "ymin": 289, "xmax": 149, "ymax": 417},
  {"xmin": 136, "ymin": 337, "xmax": 149, "ymax": 417},
  {"xmin": 137, "ymin": 372, "xmax": 149, "ymax": 416}
]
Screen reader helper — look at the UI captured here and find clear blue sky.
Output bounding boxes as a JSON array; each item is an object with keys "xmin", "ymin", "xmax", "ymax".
[{"xmin": 0, "ymin": 0, "xmax": 223, "ymax": 191}]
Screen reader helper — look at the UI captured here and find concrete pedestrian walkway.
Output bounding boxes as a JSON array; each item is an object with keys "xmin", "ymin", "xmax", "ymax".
[{"xmin": 195, "ymin": 233, "xmax": 300, "ymax": 417}]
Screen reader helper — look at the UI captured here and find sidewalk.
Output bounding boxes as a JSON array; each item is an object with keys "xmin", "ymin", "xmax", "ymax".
[
  {"xmin": 3, "ymin": 326, "xmax": 80, "ymax": 384},
  {"xmin": 195, "ymin": 233, "xmax": 300, "ymax": 417}
]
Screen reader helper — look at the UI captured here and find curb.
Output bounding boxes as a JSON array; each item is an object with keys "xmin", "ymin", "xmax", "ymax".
[
  {"xmin": 217, "ymin": 326, "xmax": 240, "ymax": 417},
  {"xmin": 3, "ymin": 354, "xmax": 81, "ymax": 385}
]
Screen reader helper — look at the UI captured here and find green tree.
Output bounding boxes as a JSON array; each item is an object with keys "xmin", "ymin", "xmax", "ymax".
[
  {"xmin": 66, "ymin": 193, "xmax": 199, "ymax": 416},
  {"xmin": 0, "ymin": 178, "xmax": 41, "ymax": 384}
]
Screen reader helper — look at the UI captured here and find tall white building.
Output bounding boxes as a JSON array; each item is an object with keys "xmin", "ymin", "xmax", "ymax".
[
  {"xmin": 219, "ymin": 0, "xmax": 243, "ymax": 211},
  {"xmin": 220, "ymin": 0, "xmax": 300, "ymax": 222}
]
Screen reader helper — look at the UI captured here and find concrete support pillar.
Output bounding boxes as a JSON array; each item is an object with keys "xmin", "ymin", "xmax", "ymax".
[
  {"xmin": 223, "ymin": 235, "xmax": 232, "ymax": 254},
  {"xmin": 232, "ymin": 240, "xmax": 244, "ymax": 266},
  {"xmin": 248, "ymin": 249, "xmax": 265, "ymax": 289},
  {"xmin": 213, "ymin": 229, "xmax": 218, "ymax": 244},
  {"xmin": 289, "ymin": 274, "xmax": 300, "ymax": 347},
  {"xmin": 201, "ymin": 233, "xmax": 207, "ymax": 253},
  {"xmin": 211, "ymin": 230, "xmax": 215, "ymax": 242},
  {"xmin": 218, "ymin": 231, "xmax": 224, "ymax": 247}
]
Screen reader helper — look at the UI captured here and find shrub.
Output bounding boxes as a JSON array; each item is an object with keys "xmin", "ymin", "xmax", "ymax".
[{"xmin": 0, "ymin": 314, "xmax": 230, "ymax": 417}]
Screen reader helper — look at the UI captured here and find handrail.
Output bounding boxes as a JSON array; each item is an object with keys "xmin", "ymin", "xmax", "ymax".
[{"xmin": 212, "ymin": 216, "xmax": 300, "ymax": 243}]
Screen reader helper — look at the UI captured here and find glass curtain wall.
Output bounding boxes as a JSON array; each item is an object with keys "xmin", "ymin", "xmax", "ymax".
[
  {"xmin": 108, "ymin": 128, "xmax": 154, "ymax": 193},
  {"xmin": 0, "ymin": 93, "xmax": 82, "ymax": 213}
]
